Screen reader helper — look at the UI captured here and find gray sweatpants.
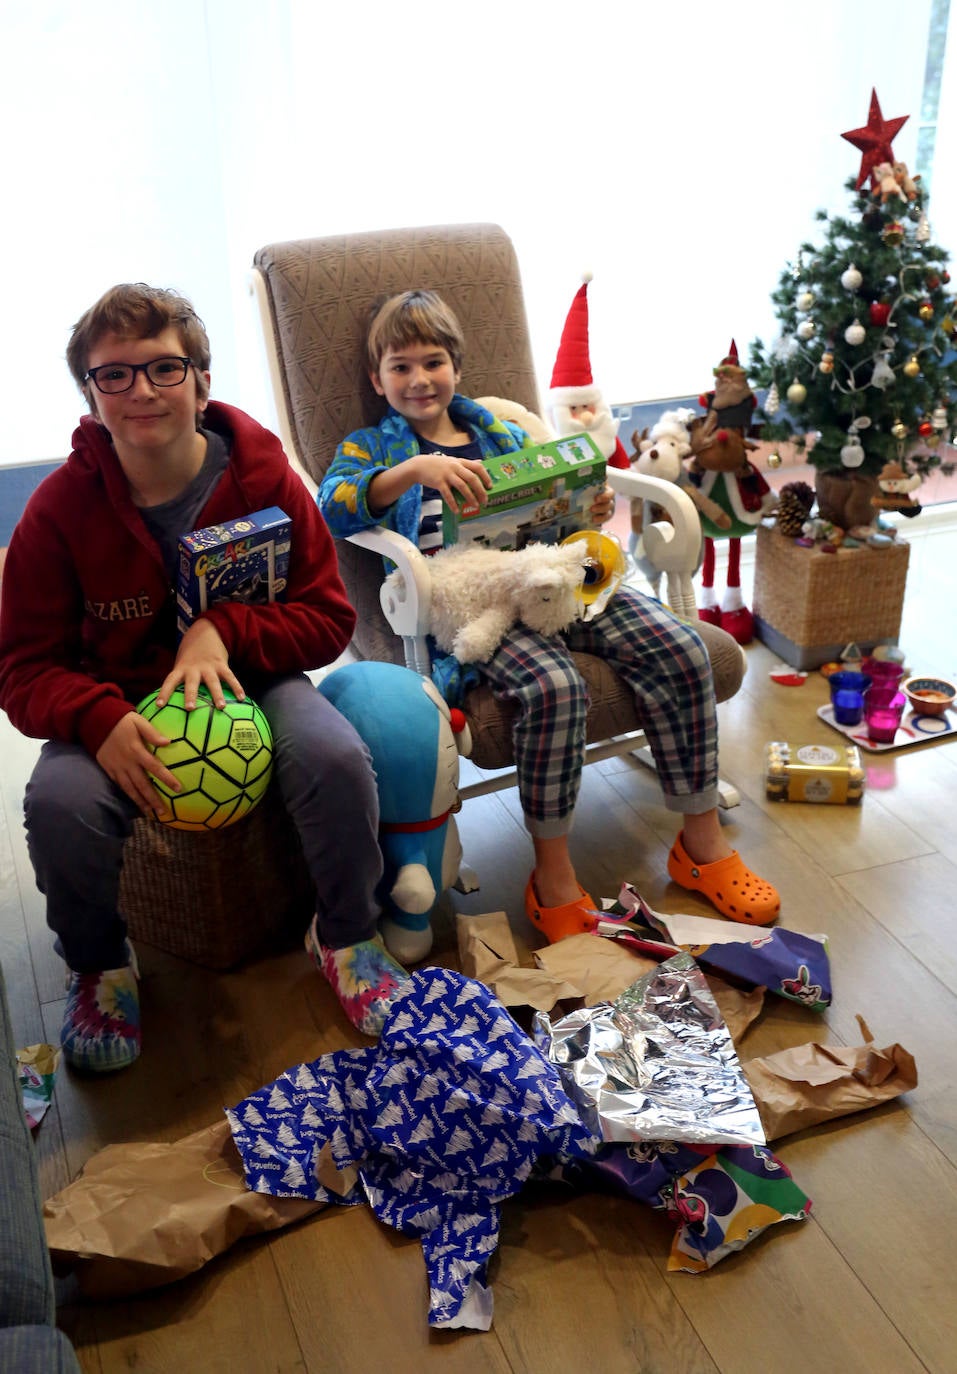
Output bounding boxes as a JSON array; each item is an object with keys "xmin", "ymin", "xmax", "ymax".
[{"xmin": 23, "ymin": 674, "xmax": 383, "ymax": 972}]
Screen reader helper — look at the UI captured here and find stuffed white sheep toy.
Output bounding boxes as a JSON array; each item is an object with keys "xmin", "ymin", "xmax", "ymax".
[{"xmin": 400, "ymin": 540, "xmax": 589, "ymax": 663}]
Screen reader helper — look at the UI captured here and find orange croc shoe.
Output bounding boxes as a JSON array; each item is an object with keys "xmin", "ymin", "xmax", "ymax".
[
  {"xmin": 524, "ymin": 874, "xmax": 600, "ymax": 944},
  {"xmin": 667, "ymin": 831, "xmax": 780, "ymax": 926}
]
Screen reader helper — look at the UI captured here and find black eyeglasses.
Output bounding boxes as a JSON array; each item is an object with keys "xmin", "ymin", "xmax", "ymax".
[{"xmin": 84, "ymin": 356, "xmax": 194, "ymax": 395}]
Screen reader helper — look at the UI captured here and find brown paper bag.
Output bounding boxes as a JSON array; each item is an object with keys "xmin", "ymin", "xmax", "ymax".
[
  {"xmin": 742, "ymin": 1018, "xmax": 918, "ymax": 1141},
  {"xmin": 44, "ymin": 1118, "xmax": 325, "ymax": 1298},
  {"xmin": 456, "ymin": 911, "xmax": 584, "ymax": 1010}
]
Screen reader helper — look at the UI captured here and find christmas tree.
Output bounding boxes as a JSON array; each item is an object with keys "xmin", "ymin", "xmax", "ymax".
[{"xmin": 750, "ymin": 90, "xmax": 957, "ymax": 519}]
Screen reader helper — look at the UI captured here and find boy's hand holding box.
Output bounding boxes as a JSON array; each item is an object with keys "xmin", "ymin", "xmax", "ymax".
[
  {"xmin": 177, "ymin": 507, "xmax": 291, "ymax": 637},
  {"xmin": 443, "ymin": 434, "xmax": 606, "ymax": 551}
]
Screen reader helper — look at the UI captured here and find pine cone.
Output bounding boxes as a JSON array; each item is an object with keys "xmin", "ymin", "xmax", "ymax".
[{"xmin": 775, "ymin": 481, "xmax": 816, "ymax": 536}]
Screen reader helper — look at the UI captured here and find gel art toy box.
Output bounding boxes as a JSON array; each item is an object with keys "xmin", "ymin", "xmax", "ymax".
[
  {"xmin": 765, "ymin": 740, "xmax": 865, "ymax": 805},
  {"xmin": 442, "ymin": 433, "xmax": 606, "ymax": 550},
  {"xmin": 177, "ymin": 507, "xmax": 291, "ymax": 637}
]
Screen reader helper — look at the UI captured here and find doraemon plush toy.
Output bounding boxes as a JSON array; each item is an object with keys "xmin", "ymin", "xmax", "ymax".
[{"xmin": 317, "ymin": 662, "xmax": 476, "ymax": 964}]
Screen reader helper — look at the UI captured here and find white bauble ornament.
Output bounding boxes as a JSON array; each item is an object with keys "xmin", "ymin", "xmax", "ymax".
[
  {"xmin": 797, "ymin": 320, "xmax": 816, "ymax": 340},
  {"xmin": 796, "ymin": 290, "xmax": 815, "ymax": 312},
  {"xmin": 840, "ymin": 436, "xmax": 865, "ymax": 467},
  {"xmin": 841, "ymin": 264, "xmax": 863, "ymax": 290},
  {"xmin": 764, "ymin": 382, "xmax": 780, "ymax": 415},
  {"xmin": 786, "ymin": 379, "xmax": 807, "ymax": 405},
  {"xmin": 844, "ymin": 319, "xmax": 866, "ymax": 346},
  {"xmin": 870, "ymin": 356, "xmax": 896, "ymax": 389}
]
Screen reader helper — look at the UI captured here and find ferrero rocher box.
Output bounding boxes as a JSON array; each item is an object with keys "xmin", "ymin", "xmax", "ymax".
[{"xmin": 765, "ymin": 741, "xmax": 865, "ymax": 805}]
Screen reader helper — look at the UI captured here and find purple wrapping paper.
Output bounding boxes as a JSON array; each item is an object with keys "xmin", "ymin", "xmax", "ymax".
[{"xmin": 604, "ymin": 883, "xmax": 832, "ymax": 1011}]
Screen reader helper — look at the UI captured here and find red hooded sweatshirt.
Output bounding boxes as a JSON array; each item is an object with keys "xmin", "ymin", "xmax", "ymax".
[{"xmin": 0, "ymin": 401, "xmax": 356, "ymax": 757}]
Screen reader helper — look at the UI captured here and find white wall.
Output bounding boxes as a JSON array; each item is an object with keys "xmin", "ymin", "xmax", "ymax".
[{"xmin": 0, "ymin": 0, "xmax": 943, "ymax": 463}]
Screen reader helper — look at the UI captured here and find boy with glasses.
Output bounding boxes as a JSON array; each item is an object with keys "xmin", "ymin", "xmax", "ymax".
[{"xmin": 0, "ymin": 283, "xmax": 411, "ymax": 1070}]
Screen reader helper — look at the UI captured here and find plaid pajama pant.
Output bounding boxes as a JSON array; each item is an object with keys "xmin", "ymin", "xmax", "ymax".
[{"xmin": 478, "ymin": 585, "xmax": 720, "ymax": 837}]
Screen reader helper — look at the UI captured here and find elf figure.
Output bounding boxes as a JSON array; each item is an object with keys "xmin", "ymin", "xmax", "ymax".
[
  {"xmin": 547, "ymin": 273, "xmax": 630, "ymax": 469},
  {"xmin": 687, "ymin": 341, "xmax": 777, "ymax": 644}
]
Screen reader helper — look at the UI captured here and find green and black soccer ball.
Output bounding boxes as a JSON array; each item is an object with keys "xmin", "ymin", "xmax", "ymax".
[{"xmin": 135, "ymin": 684, "xmax": 273, "ymax": 830}]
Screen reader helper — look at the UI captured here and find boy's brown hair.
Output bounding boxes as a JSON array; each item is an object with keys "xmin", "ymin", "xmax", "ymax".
[
  {"xmin": 365, "ymin": 289, "xmax": 466, "ymax": 374},
  {"xmin": 67, "ymin": 283, "xmax": 212, "ymax": 407}
]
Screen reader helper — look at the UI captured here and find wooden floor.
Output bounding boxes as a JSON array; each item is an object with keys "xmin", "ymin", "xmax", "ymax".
[{"xmin": 3, "ymin": 512, "xmax": 957, "ymax": 1374}]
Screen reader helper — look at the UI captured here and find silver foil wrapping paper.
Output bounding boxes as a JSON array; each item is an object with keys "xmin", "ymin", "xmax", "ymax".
[{"xmin": 534, "ymin": 952, "xmax": 766, "ymax": 1147}]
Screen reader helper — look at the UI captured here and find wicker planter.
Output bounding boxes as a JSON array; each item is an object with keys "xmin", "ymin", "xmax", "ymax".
[{"xmin": 753, "ymin": 524, "xmax": 910, "ymax": 670}]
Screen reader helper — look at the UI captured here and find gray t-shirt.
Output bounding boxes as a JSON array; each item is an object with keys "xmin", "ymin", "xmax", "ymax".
[{"xmin": 138, "ymin": 428, "xmax": 230, "ymax": 581}]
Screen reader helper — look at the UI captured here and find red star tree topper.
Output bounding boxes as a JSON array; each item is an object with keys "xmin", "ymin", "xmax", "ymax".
[{"xmin": 841, "ymin": 88, "xmax": 909, "ymax": 190}]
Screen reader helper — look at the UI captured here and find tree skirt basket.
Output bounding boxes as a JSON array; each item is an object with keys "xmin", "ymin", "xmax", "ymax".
[
  {"xmin": 119, "ymin": 788, "xmax": 315, "ymax": 969},
  {"xmin": 753, "ymin": 524, "xmax": 910, "ymax": 670}
]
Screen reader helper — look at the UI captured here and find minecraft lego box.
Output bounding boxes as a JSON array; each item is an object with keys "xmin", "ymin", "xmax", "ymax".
[
  {"xmin": 442, "ymin": 433, "xmax": 606, "ymax": 550},
  {"xmin": 177, "ymin": 507, "xmax": 291, "ymax": 637}
]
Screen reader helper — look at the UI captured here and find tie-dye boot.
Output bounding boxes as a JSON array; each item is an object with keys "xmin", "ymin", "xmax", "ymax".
[
  {"xmin": 60, "ymin": 943, "xmax": 141, "ymax": 1073},
  {"xmin": 304, "ymin": 917, "xmax": 412, "ymax": 1037}
]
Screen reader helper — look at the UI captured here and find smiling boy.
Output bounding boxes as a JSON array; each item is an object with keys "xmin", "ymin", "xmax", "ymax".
[
  {"xmin": 0, "ymin": 283, "xmax": 411, "ymax": 1070},
  {"xmin": 319, "ymin": 290, "xmax": 781, "ymax": 942}
]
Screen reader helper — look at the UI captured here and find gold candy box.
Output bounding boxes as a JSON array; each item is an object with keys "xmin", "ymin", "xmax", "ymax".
[{"xmin": 765, "ymin": 741, "xmax": 865, "ymax": 805}]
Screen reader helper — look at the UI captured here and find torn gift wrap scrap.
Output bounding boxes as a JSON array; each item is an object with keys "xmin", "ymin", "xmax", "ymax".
[
  {"xmin": 18, "ymin": 1042, "xmax": 61, "ymax": 1129},
  {"xmin": 604, "ymin": 883, "xmax": 832, "ymax": 1011},
  {"xmin": 533, "ymin": 953, "xmax": 765, "ymax": 1148},
  {"xmin": 227, "ymin": 962, "xmax": 810, "ymax": 1328},
  {"xmin": 535, "ymin": 952, "xmax": 811, "ymax": 1273}
]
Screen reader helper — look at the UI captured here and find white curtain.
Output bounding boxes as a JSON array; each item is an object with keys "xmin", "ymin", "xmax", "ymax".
[{"xmin": 1, "ymin": 0, "xmax": 946, "ymax": 465}]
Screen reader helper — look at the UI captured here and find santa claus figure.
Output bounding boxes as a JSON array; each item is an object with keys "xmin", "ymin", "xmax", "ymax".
[{"xmin": 547, "ymin": 274, "xmax": 629, "ymax": 469}]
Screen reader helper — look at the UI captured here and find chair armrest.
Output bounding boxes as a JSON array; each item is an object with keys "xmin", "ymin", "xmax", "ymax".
[
  {"xmin": 606, "ymin": 468, "xmax": 702, "ymax": 621},
  {"xmin": 346, "ymin": 528, "xmax": 433, "ymax": 668}
]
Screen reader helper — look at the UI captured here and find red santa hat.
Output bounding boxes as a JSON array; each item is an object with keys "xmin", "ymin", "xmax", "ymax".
[{"xmin": 549, "ymin": 272, "xmax": 601, "ymax": 406}]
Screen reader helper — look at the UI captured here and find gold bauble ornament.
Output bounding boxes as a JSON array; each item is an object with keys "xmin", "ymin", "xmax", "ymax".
[
  {"xmin": 942, "ymin": 316, "xmax": 956, "ymax": 337},
  {"xmin": 918, "ymin": 301, "xmax": 934, "ymax": 322},
  {"xmin": 767, "ymin": 451, "xmax": 783, "ymax": 469},
  {"xmin": 818, "ymin": 351, "xmax": 835, "ymax": 374},
  {"xmin": 903, "ymin": 356, "xmax": 921, "ymax": 377},
  {"xmin": 786, "ymin": 379, "xmax": 807, "ymax": 405},
  {"xmin": 891, "ymin": 419, "xmax": 908, "ymax": 440},
  {"xmin": 927, "ymin": 433, "xmax": 941, "ymax": 447}
]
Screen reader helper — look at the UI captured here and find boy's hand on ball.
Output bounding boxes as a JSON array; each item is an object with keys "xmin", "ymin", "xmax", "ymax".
[
  {"xmin": 159, "ymin": 619, "xmax": 245, "ymax": 709},
  {"xmin": 96, "ymin": 712, "xmax": 180, "ymax": 817}
]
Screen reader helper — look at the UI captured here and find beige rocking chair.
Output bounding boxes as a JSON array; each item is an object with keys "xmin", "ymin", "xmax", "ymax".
[{"xmin": 249, "ymin": 222, "xmax": 744, "ymax": 807}]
